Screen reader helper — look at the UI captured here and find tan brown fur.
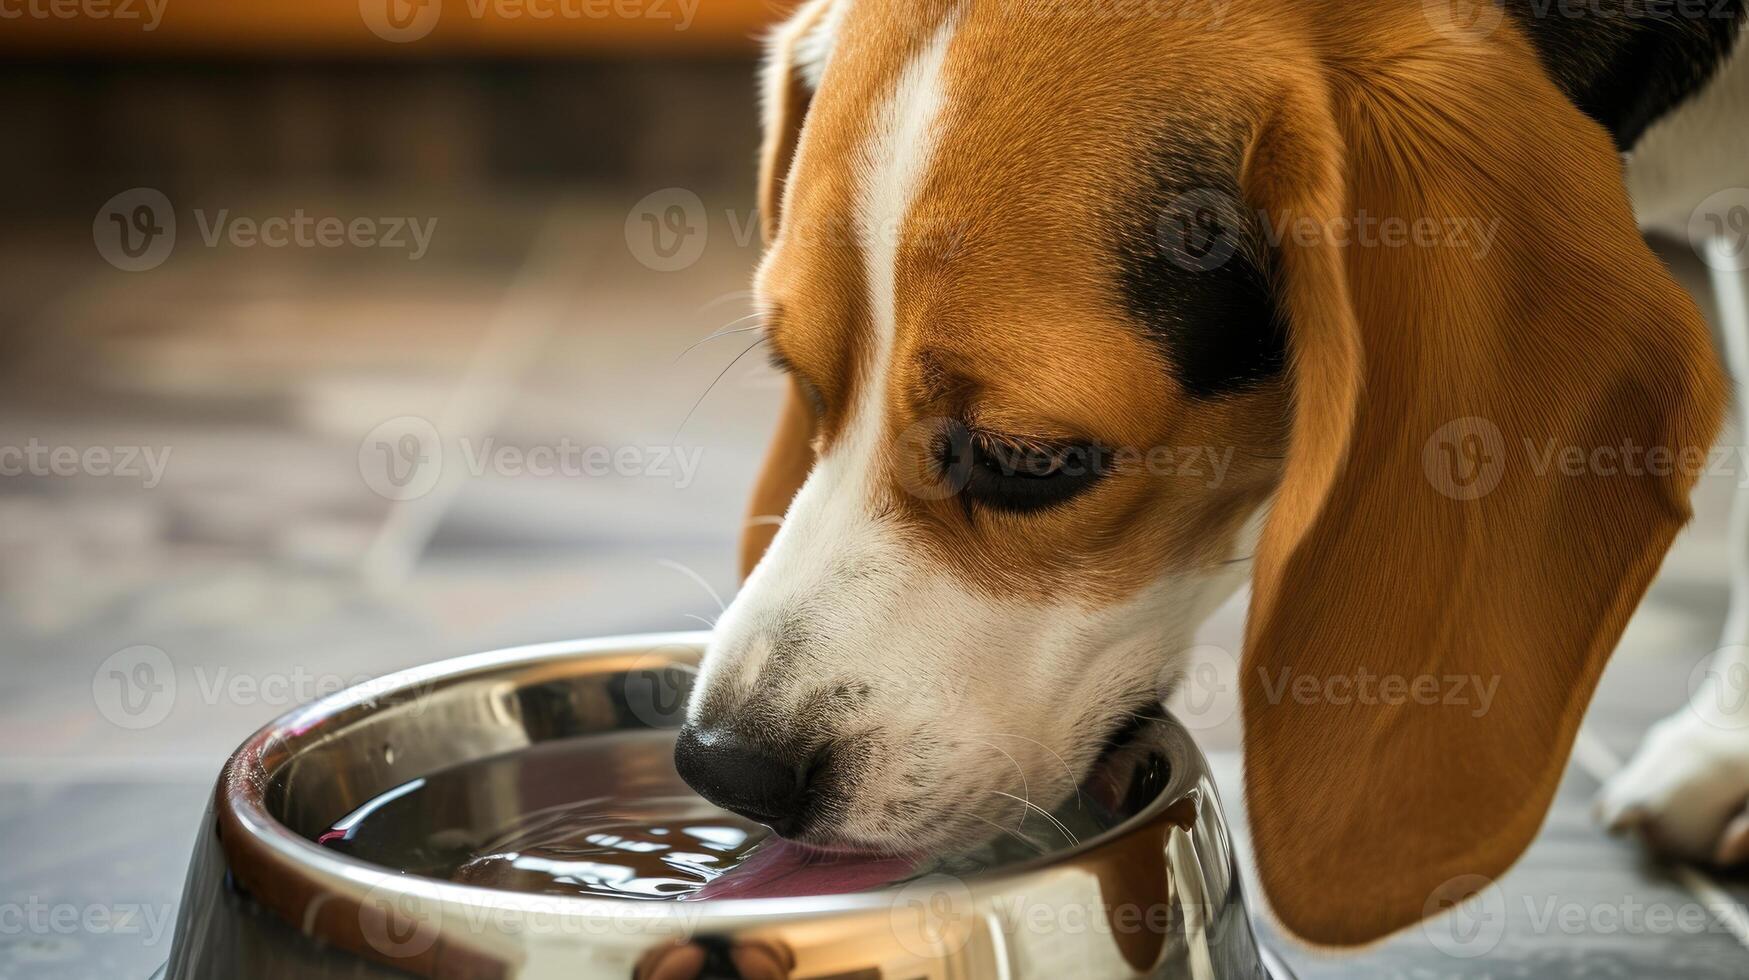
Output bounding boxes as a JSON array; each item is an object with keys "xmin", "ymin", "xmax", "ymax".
[
  {"xmin": 757, "ymin": 0, "xmax": 1290, "ymax": 606},
  {"xmin": 740, "ymin": 380, "xmax": 817, "ymax": 577},
  {"xmin": 740, "ymin": 0, "xmax": 1725, "ymax": 946},
  {"xmin": 1241, "ymin": 4, "xmax": 1725, "ymax": 944}
]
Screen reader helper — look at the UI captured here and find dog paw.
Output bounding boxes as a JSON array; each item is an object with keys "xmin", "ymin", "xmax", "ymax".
[{"xmin": 1596, "ymin": 713, "xmax": 1749, "ymax": 866}]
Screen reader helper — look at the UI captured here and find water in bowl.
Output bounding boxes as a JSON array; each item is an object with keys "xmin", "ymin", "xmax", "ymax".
[{"xmin": 319, "ymin": 727, "xmax": 1165, "ymax": 901}]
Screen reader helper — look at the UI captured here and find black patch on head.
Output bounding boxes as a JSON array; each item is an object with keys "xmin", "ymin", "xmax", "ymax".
[
  {"xmin": 1116, "ymin": 156, "xmax": 1286, "ymax": 400},
  {"xmin": 1504, "ymin": 0, "xmax": 1747, "ymax": 150}
]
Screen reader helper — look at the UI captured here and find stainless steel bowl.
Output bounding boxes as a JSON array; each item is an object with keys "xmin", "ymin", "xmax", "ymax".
[{"xmin": 158, "ymin": 632, "xmax": 1291, "ymax": 980}]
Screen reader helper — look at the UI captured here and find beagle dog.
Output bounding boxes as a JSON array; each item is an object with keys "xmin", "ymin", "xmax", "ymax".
[{"xmin": 674, "ymin": 0, "xmax": 1749, "ymax": 946}]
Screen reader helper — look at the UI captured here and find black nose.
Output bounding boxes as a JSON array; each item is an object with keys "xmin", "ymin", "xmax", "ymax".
[{"xmin": 674, "ymin": 726, "xmax": 812, "ymax": 836}]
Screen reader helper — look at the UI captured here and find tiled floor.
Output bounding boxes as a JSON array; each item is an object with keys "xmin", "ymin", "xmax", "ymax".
[{"xmin": 1, "ymin": 187, "xmax": 1746, "ymax": 978}]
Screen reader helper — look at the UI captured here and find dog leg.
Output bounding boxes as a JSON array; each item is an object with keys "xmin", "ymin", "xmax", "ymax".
[{"xmin": 1597, "ymin": 240, "xmax": 1749, "ymax": 865}]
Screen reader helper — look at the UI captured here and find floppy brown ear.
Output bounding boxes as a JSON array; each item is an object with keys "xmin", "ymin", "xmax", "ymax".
[
  {"xmin": 1239, "ymin": 30, "xmax": 1726, "ymax": 945},
  {"xmin": 756, "ymin": 0, "xmax": 834, "ymax": 243},
  {"xmin": 740, "ymin": 0, "xmax": 831, "ymax": 576}
]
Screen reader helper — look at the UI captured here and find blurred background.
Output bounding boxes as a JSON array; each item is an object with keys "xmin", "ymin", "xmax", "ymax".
[
  {"xmin": 1, "ymin": 3, "xmax": 1746, "ymax": 978},
  {"xmin": 2, "ymin": 5, "xmax": 787, "ymax": 977}
]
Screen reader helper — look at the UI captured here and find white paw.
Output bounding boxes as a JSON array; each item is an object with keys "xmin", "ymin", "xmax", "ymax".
[{"xmin": 1596, "ymin": 712, "xmax": 1749, "ymax": 865}]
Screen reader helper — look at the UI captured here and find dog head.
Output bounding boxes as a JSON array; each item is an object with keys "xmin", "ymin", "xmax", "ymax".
[{"xmin": 677, "ymin": 0, "xmax": 1723, "ymax": 944}]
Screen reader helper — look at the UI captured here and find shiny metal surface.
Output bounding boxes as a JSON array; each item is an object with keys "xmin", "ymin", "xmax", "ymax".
[{"xmin": 160, "ymin": 632, "xmax": 1289, "ymax": 980}]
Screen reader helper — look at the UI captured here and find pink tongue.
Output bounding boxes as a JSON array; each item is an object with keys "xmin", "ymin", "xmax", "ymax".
[{"xmin": 692, "ymin": 839, "xmax": 915, "ymax": 900}]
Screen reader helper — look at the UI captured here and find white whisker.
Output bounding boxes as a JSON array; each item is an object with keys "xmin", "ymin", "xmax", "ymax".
[
  {"xmin": 967, "ymin": 811, "xmax": 1049, "ymax": 855},
  {"xmin": 656, "ymin": 558, "xmax": 728, "ymax": 615},
  {"xmin": 672, "ymin": 314, "xmax": 768, "ymax": 363},
  {"xmin": 967, "ymin": 737, "xmax": 1030, "ymax": 827},
  {"xmin": 694, "ymin": 290, "xmax": 758, "ymax": 314},
  {"xmin": 992, "ymin": 790, "xmax": 1079, "ymax": 848},
  {"xmin": 976, "ymin": 731, "xmax": 1082, "ymax": 809},
  {"xmin": 672, "ymin": 335, "xmax": 768, "ymax": 440}
]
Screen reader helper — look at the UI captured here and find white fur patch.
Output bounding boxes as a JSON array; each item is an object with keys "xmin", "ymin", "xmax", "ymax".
[
  {"xmin": 847, "ymin": 14, "xmax": 958, "ymax": 463},
  {"xmin": 793, "ymin": 0, "xmax": 848, "ymax": 91},
  {"xmin": 689, "ymin": 8, "xmax": 1251, "ymax": 854},
  {"xmin": 693, "ymin": 12, "xmax": 962, "ymax": 731}
]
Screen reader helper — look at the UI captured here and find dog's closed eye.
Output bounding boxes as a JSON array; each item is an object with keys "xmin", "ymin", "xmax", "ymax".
[
  {"xmin": 766, "ymin": 348, "xmax": 827, "ymax": 419},
  {"xmin": 936, "ymin": 423, "xmax": 1109, "ymax": 514}
]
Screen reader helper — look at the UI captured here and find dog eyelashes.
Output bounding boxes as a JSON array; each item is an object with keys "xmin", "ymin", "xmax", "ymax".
[
  {"xmin": 934, "ymin": 421, "xmax": 1110, "ymax": 514},
  {"xmin": 766, "ymin": 349, "xmax": 828, "ymax": 417}
]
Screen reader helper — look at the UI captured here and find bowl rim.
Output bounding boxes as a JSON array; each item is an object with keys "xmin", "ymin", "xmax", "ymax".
[{"xmin": 216, "ymin": 630, "xmax": 1203, "ymax": 930}]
